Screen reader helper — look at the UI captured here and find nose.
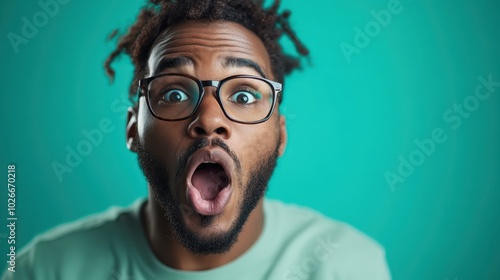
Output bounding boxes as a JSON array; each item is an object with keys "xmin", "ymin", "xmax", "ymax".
[{"xmin": 187, "ymin": 87, "xmax": 232, "ymax": 139}]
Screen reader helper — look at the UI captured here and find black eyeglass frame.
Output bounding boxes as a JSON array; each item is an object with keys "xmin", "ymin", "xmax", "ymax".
[{"xmin": 134, "ymin": 73, "xmax": 283, "ymax": 124}]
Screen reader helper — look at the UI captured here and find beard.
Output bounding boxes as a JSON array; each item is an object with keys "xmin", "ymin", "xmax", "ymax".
[{"xmin": 136, "ymin": 136, "xmax": 280, "ymax": 255}]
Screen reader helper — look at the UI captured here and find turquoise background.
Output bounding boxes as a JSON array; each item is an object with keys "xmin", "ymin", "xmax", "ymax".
[{"xmin": 1, "ymin": 0, "xmax": 499, "ymax": 279}]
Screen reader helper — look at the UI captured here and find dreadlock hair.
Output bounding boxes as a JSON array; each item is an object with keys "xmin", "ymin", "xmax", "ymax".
[{"xmin": 104, "ymin": 0, "xmax": 309, "ymax": 104}]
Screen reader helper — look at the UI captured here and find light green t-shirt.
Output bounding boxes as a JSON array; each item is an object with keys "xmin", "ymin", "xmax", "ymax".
[{"xmin": 2, "ymin": 199, "xmax": 391, "ymax": 280}]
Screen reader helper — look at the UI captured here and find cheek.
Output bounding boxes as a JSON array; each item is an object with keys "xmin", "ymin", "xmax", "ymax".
[
  {"xmin": 235, "ymin": 120, "xmax": 280, "ymax": 173},
  {"xmin": 137, "ymin": 100, "xmax": 156, "ymax": 144},
  {"xmin": 136, "ymin": 100, "xmax": 186, "ymax": 160}
]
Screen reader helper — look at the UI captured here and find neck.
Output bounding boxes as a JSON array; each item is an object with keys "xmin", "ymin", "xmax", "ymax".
[{"xmin": 141, "ymin": 192, "xmax": 264, "ymax": 271}]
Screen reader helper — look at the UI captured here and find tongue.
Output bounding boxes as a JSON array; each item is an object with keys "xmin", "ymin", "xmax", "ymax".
[{"xmin": 191, "ymin": 163, "xmax": 228, "ymax": 200}]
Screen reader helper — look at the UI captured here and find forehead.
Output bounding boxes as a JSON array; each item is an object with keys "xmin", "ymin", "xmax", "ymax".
[{"xmin": 147, "ymin": 20, "xmax": 273, "ymax": 78}]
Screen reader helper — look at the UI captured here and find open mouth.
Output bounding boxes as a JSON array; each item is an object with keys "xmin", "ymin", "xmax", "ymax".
[
  {"xmin": 192, "ymin": 162, "xmax": 229, "ymax": 200},
  {"xmin": 185, "ymin": 149, "xmax": 234, "ymax": 216}
]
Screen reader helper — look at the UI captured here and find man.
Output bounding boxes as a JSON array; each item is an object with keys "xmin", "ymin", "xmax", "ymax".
[{"xmin": 3, "ymin": 0, "xmax": 391, "ymax": 279}]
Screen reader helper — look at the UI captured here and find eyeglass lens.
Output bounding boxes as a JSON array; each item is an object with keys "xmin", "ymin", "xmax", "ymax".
[{"xmin": 146, "ymin": 75, "xmax": 275, "ymax": 122}]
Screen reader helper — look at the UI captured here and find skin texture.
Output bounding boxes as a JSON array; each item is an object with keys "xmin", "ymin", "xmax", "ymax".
[{"xmin": 126, "ymin": 20, "xmax": 287, "ymax": 270}]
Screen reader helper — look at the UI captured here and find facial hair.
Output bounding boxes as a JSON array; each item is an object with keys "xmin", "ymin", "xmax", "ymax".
[{"xmin": 136, "ymin": 136, "xmax": 280, "ymax": 255}]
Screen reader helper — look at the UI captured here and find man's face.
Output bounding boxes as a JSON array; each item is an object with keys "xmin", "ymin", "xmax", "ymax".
[{"xmin": 128, "ymin": 20, "xmax": 287, "ymax": 254}]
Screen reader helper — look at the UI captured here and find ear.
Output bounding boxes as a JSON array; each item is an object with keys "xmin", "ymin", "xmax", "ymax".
[
  {"xmin": 278, "ymin": 115, "xmax": 287, "ymax": 157},
  {"xmin": 126, "ymin": 107, "xmax": 138, "ymax": 153}
]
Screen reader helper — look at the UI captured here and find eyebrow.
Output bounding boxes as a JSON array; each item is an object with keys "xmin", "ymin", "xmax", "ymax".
[
  {"xmin": 153, "ymin": 56, "xmax": 267, "ymax": 79},
  {"xmin": 154, "ymin": 56, "xmax": 194, "ymax": 74},
  {"xmin": 224, "ymin": 57, "xmax": 267, "ymax": 78}
]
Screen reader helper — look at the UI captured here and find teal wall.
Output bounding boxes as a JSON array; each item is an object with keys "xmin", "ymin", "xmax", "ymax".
[{"xmin": 1, "ymin": 0, "xmax": 499, "ymax": 279}]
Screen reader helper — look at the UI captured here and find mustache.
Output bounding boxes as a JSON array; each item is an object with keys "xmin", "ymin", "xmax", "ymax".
[{"xmin": 175, "ymin": 138, "xmax": 241, "ymax": 180}]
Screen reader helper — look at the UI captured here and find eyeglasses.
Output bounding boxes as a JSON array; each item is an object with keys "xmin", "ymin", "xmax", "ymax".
[{"xmin": 134, "ymin": 73, "xmax": 282, "ymax": 124}]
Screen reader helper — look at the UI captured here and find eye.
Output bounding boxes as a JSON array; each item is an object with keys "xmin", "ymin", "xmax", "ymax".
[
  {"xmin": 229, "ymin": 90, "xmax": 261, "ymax": 104},
  {"xmin": 161, "ymin": 89, "xmax": 189, "ymax": 103}
]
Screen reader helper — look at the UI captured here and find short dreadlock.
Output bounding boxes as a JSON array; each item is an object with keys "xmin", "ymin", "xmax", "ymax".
[{"xmin": 104, "ymin": 0, "xmax": 309, "ymax": 104}]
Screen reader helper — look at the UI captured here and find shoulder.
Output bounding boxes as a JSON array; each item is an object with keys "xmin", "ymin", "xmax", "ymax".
[
  {"xmin": 265, "ymin": 199, "xmax": 383, "ymax": 249},
  {"xmin": 2, "ymin": 199, "xmax": 144, "ymax": 279},
  {"xmin": 264, "ymin": 199, "xmax": 391, "ymax": 279},
  {"xmin": 28, "ymin": 200, "xmax": 141, "ymax": 250}
]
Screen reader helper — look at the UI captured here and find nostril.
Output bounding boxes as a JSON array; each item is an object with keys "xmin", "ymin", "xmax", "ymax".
[
  {"xmin": 194, "ymin": 127, "xmax": 206, "ymax": 136},
  {"xmin": 192, "ymin": 126, "xmax": 226, "ymax": 136},
  {"xmin": 214, "ymin": 127, "xmax": 226, "ymax": 134}
]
